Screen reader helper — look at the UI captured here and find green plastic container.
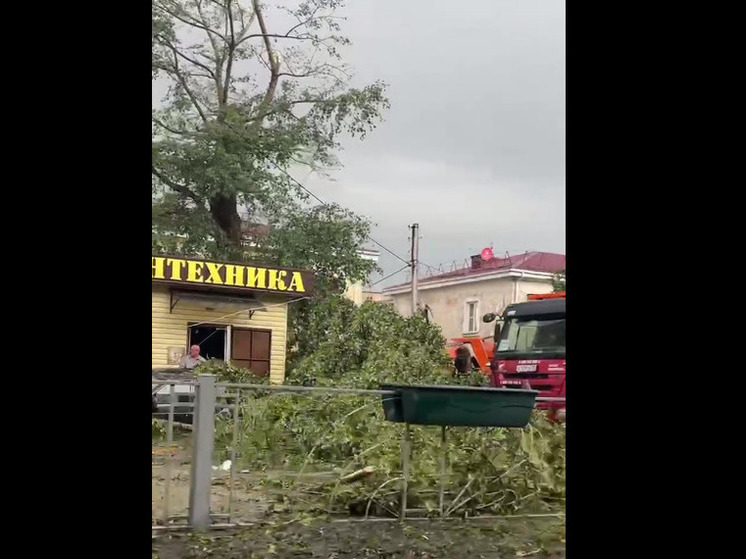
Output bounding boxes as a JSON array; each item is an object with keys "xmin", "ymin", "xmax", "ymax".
[
  {"xmin": 381, "ymin": 384, "xmax": 538, "ymax": 428},
  {"xmin": 380, "ymin": 384, "xmax": 405, "ymax": 423}
]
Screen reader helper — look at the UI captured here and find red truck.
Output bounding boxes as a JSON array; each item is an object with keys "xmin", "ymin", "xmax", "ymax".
[{"xmin": 483, "ymin": 292, "xmax": 566, "ymax": 422}]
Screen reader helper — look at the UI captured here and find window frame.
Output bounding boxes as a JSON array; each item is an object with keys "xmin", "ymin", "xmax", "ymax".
[{"xmin": 462, "ymin": 299, "xmax": 480, "ymax": 334}]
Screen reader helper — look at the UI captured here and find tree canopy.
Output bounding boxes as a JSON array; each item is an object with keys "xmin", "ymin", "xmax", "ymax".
[{"xmin": 152, "ymin": 0, "xmax": 388, "ymax": 293}]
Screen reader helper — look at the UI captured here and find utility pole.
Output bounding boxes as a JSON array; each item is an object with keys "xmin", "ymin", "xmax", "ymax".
[{"xmin": 410, "ymin": 223, "xmax": 419, "ymax": 316}]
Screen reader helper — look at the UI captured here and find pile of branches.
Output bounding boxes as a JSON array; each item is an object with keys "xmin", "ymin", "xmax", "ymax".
[
  {"xmin": 217, "ymin": 391, "xmax": 564, "ymax": 517},
  {"xmin": 207, "ymin": 298, "xmax": 565, "ymax": 518}
]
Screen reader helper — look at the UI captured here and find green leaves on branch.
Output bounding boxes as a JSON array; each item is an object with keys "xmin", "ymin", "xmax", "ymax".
[
  {"xmin": 215, "ymin": 393, "xmax": 565, "ymax": 517},
  {"xmin": 193, "ymin": 359, "xmax": 270, "ymax": 385},
  {"xmin": 205, "ymin": 294, "xmax": 565, "ymax": 518},
  {"xmin": 152, "ymin": 0, "xmax": 389, "ymax": 271},
  {"xmin": 286, "ymin": 297, "xmax": 452, "ymax": 384}
]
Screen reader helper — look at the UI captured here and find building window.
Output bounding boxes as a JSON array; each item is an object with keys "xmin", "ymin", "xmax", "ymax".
[
  {"xmin": 187, "ymin": 323, "xmax": 272, "ymax": 377},
  {"xmin": 231, "ymin": 328, "xmax": 272, "ymax": 377},
  {"xmin": 188, "ymin": 324, "xmax": 227, "ymax": 361},
  {"xmin": 463, "ymin": 300, "xmax": 479, "ymax": 334}
]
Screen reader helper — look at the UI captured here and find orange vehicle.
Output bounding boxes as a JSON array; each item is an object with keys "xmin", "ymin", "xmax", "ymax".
[{"xmin": 447, "ymin": 336, "xmax": 495, "ymax": 374}]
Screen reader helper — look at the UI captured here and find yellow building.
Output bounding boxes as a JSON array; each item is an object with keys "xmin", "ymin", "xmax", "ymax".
[
  {"xmin": 152, "ymin": 255, "xmax": 314, "ymax": 384},
  {"xmin": 343, "ymin": 247, "xmax": 380, "ymax": 306}
]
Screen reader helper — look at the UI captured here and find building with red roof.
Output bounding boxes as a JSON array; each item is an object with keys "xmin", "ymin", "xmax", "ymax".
[{"xmin": 382, "ymin": 250, "xmax": 565, "ymax": 340}]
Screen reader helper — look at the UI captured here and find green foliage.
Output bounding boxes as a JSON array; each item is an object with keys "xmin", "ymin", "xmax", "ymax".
[
  {"xmin": 152, "ymin": 0, "xmax": 388, "ymax": 287},
  {"xmin": 152, "ymin": 419, "xmax": 166, "ymax": 439},
  {"xmin": 552, "ymin": 269, "xmax": 566, "ymax": 292},
  {"xmin": 252, "ymin": 203, "xmax": 380, "ymax": 296},
  {"xmin": 211, "ymin": 297, "xmax": 564, "ymax": 518},
  {"xmin": 216, "ymin": 391, "xmax": 564, "ymax": 517},
  {"xmin": 193, "ymin": 359, "xmax": 269, "ymax": 385},
  {"xmin": 286, "ymin": 297, "xmax": 453, "ymax": 385},
  {"xmin": 453, "ymin": 369, "xmax": 493, "ymax": 387}
]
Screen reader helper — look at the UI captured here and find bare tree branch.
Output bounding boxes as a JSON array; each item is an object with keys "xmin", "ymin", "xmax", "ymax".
[
  {"xmin": 157, "ymin": 3, "xmax": 228, "ymax": 43},
  {"xmin": 277, "ymin": 71, "xmax": 316, "ymax": 79},
  {"xmin": 169, "ymin": 47, "xmax": 209, "ymax": 124},
  {"xmin": 194, "ymin": 0, "xmax": 223, "ymax": 65},
  {"xmin": 152, "ymin": 165, "xmax": 204, "ymax": 204},
  {"xmin": 152, "ymin": 117, "xmax": 195, "ymax": 137},
  {"xmin": 236, "ymin": 32, "xmax": 313, "ymax": 47},
  {"xmin": 222, "ymin": 0, "xmax": 236, "ymax": 108},
  {"xmin": 233, "ymin": 2, "xmax": 257, "ymax": 45},
  {"xmin": 278, "ymin": 62, "xmax": 350, "ymax": 83},
  {"xmin": 234, "ymin": 2, "xmax": 324, "ymax": 46},
  {"xmin": 156, "ymin": 36, "xmax": 218, "ymax": 80},
  {"xmin": 288, "ymin": 98, "xmax": 334, "ymax": 106},
  {"xmin": 252, "ymin": 0, "xmax": 281, "ymax": 120},
  {"xmin": 240, "ymin": 97, "xmax": 338, "ymax": 124},
  {"xmin": 284, "ymin": 4, "xmax": 321, "ymax": 37},
  {"xmin": 188, "ymin": 72, "xmax": 217, "ymax": 80}
]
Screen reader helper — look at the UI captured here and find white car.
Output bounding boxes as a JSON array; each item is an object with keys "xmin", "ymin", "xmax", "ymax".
[{"xmin": 151, "ymin": 368, "xmax": 230, "ymax": 422}]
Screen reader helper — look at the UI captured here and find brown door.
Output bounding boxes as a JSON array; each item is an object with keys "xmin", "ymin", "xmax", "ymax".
[{"xmin": 231, "ymin": 328, "xmax": 272, "ymax": 377}]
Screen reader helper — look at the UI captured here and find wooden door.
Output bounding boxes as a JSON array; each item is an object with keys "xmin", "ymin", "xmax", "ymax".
[{"xmin": 231, "ymin": 328, "xmax": 272, "ymax": 377}]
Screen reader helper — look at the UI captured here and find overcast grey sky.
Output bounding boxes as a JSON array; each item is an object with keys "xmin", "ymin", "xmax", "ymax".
[
  {"xmin": 298, "ymin": 0, "xmax": 565, "ymax": 287},
  {"xmin": 153, "ymin": 0, "xmax": 565, "ymax": 288}
]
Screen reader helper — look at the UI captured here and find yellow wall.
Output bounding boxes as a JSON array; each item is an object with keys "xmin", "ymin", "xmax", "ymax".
[
  {"xmin": 151, "ymin": 285, "xmax": 289, "ymax": 384},
  {"xmin": 344, "ymin": 280, "xmax": 365, "ymax": 306}
]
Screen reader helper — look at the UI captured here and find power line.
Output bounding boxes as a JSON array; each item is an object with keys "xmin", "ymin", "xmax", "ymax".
[
  {"xmin": 273, "ymin": 164, "xmax": 326, "ymax": 206},
  {"xmin": 369, "ymin": 264, "xmax": 410, "ymax": 287},
  {"xmin": 269, "ymin": 162, "xmax": 411, "ymax": 266},
  {"xmin": 368, "ymin": 238, "xmax": 410, "ymax": 266}
]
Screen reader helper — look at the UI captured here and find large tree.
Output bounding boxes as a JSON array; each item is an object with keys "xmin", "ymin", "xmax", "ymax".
[{"xmin": 152, "ymin": 0, "xmax": 388, "ymax": 292}]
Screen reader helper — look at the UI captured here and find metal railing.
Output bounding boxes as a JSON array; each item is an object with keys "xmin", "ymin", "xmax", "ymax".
[{"xmin": 152, "ymin": 375, "xmax": 566, "ymax": 531}]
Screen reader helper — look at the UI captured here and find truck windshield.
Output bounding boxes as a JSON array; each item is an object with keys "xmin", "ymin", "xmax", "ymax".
[{"xmin": 497, "ymin": 315, "xmax": 565, "ymax": 355}]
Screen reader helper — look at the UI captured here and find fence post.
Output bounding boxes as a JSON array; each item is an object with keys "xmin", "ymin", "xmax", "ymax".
[
  {"xmin": 189, "ymin": 374, "xmax": 217, "ymax": 531},
  {"xmin": 400, "ymin": 424, "xmax": 411, "ymax": 521}
]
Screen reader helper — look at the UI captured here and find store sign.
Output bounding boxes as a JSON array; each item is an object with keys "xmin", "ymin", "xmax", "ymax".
[{"xmin": 152, "ymin": 255, "xmax": 313, "ymax": 294}]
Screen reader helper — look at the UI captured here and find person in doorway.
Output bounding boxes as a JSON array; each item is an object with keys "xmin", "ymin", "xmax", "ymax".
[{"xmin": 179, "ymin": 344, "xmax": 207, "ymax": 369}]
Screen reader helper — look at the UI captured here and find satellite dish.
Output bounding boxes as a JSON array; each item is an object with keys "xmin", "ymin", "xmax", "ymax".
[{"xmin": 480, "ymin": 247, "xmax": 494, "ymax": 261}]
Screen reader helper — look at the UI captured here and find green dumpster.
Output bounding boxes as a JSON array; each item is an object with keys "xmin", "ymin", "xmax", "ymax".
[
  {"xmin": 380, "ymin": 384, "xmax": 405, "ymax": 423},
  {"xmin": 380, "ymin": 384, "xmax": 538, "ymax": 428}
]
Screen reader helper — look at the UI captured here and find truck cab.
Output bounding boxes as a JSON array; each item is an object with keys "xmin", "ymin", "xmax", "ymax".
[{"xmin": 483, "ymin": 292, "xmax": 565, "ymax": 421}]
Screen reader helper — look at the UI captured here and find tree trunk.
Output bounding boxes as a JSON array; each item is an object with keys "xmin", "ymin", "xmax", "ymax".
[{"xmin": 210, "ymin": 194, "xmax": 242, "ymax": 246}]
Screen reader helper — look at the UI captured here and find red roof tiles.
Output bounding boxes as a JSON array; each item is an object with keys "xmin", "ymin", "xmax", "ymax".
[{"xmin": 385, "ymin": 251, "xmax": 565, "ymax": 290}]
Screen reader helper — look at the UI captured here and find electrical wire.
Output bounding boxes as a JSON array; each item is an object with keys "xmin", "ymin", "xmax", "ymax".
[
  {"xmin": 367, "ymin": 238, "xmax": 410, "ymax": 266},
  {"xmin": 369, "ymin": 264, "xmax": 410, "ymax": 287},
  {"xmin": 269, "ymin": 161, "xmax": 412, "ymax": 267}
]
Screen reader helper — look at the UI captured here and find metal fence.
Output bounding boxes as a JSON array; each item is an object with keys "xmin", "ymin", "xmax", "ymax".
[
  {"xmin": 152, "ymin": 375, "xmax": 565, "ymax": 531},
  {"xmin": 152, "ymin": 381, "xmax": 195, "ymax": 527}
]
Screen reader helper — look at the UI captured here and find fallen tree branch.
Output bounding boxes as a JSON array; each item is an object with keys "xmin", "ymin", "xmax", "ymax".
[
  {"xmin": 339, "ymin": 466, "xmax": 375, "ymax": 484},
  {"xmin": 152, "ymin": 418, "xmax": 193, "ymax": 431}
]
